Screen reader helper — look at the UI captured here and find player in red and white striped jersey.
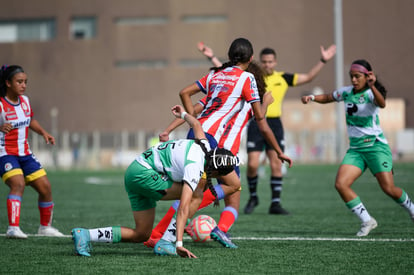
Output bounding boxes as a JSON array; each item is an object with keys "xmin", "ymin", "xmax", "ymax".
[
  {"xmin": 0, "ymin": 65, "xmax": 63, "ymax": 238},
  {"xmin": 146, "ymin": 38, "xmax": 292, "ymax": 250}
]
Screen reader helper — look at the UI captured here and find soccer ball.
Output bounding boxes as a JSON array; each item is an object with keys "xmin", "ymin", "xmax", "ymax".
[{"xmin": 189, "ymin": 215, "xmax": 217, "ymax": 243}]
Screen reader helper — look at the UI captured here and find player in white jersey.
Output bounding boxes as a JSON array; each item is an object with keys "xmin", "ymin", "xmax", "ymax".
[
  {"xmin": 0, "ymin": 65, "xmax": 63, "ymax": 239},
  {"xmin": 302, "ymin": 59, "xmax": 414, "ymax": 236},
  {"xmin": 72, "ymin": 105, "xmax": 236, "ymax": 258}
]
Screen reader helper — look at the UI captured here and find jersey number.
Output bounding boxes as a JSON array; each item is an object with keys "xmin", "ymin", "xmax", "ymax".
[{"xmin": 143, "ymin": 141, "xmax": 176, "ymax": 159}]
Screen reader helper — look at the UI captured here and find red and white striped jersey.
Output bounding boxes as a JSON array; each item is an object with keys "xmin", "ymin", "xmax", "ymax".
[
  {"xmin": 0, "ymin": 95, "xmax": 33, "ymax": 156},
  {"xmin": 218, "ymin": 103, "xmax": 252, "ymax": 155},
  {"xmin": 196, "ymin": 66, "xmax": 259, "ymax": 152}
]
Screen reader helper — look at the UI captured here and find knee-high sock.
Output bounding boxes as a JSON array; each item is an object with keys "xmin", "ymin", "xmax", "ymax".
[
  {"xmin": 218, "ymin": 206, "xmax": 238, "ymax": 233},
  {"xmin": 7, "ymin": 195, "xmax": 22, "ymax": 227},
  {"xmin": 38, "ymin": 201, "xmax": 54, "ymax": 226}
]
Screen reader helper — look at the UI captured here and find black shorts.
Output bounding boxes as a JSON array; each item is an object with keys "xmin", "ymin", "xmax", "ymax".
[{"xmin": 246, "ymin": 117, "xmax": 285, "ymax": 153}]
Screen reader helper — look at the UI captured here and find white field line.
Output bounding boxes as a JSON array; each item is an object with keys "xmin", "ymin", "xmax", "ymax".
[{"xmin": 1, "ymin": 234, "xmax": 413, "ymax": 242}]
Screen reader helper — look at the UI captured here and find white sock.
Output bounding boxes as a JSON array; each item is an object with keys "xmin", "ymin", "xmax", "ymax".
[
  {"xmin": 161, "ymin": 218, "xmax": 177, "ymax": 243},
  {"xmin": 89, "ymin": 227, "xmax": 114, "ymax": 243},
  {"xmin": 351, "ymin": 203, "xmax": 372, "ymax": 223},
  {"xmin": 400, "ymin": 193, "xmax": 414, "ymax": 216}
]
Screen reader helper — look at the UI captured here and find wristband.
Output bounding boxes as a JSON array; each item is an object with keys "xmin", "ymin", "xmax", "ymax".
[
  {"xmin": 310, "ymin": 95, "xmax": 315, "ymax": 101},
  {"xmin": 176, "ymin": 241, "xmax": 183, "ymax": 248},
  {"xmin": 320, "ymin": 57, "xmax": 327, "ymax": 64},
  {"xmin": 181, "ymin": 111, "xmax": 187, "ymax": 120},
  {"xmin": 207, "ymin": 56, "xmax": 215, "ymax": 61}
]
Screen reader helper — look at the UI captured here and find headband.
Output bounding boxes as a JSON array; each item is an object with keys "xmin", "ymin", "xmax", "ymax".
[{"xmin": 350, "ymin": 64, "xmax": 369, "ymax": 74}]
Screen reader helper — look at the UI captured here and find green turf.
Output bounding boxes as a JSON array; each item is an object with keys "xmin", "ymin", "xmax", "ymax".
[{"xmin": 0, "ymin": 163, "xmax": 413, "ymax": 274}]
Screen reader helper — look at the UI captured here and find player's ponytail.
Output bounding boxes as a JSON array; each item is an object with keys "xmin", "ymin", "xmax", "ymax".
[
  {"xmin": 194, "ymin": 139, "xmax": 220, "ymax": 206},
  {"xmin": 211, "ymin": 38, "xmax": 253, "ymax": 72}
]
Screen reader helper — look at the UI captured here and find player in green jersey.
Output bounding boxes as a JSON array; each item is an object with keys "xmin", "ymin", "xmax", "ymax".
[
  {"xmin": 301, "ymin": 59, "xmax": 414, "ymax": 237},
  {"xmin": 71, "ymin": 105, "xmax": 235, "ymax": 258}
]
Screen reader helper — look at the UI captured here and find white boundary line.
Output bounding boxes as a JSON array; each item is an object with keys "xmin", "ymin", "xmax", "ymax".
[{"xmin": 1, "ymin": 234, "xmax": 413, "ymax": 242}]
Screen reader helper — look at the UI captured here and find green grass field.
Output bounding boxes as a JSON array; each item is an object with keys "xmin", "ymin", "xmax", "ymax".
[{"xmin": 0, "ymin": 163, "xmax": 413, "ymax": 274}]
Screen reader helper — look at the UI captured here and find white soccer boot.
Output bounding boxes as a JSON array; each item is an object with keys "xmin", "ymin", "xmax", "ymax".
[
  {"xmin": 6, "ymin": 226, "xmax": 28, "ymax": 239},
  {"xmin": 356, "ymin": 218, "xmax": 378, "ymax": 237},
  {"xmin": 38, "ymin": 225, "xmax": 64, "ymax": 237}
]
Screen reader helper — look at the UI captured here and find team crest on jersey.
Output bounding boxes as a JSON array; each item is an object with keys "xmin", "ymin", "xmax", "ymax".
[
  {"xmin": 21, "ymin": 101, "xmax": 31, "ymax": 116},
  {"xmin": 4, "ymin": 162, "xmax": 13, "ymax": 171},
  {"xmin": 358, "ymin": 95, "xmax": 365, "ymax": 104}
]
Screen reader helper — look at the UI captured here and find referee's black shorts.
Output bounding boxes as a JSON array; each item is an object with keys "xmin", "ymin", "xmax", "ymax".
[{"xmin": 246, "ymin": 117, "xmax": 285, "ymax": 153}]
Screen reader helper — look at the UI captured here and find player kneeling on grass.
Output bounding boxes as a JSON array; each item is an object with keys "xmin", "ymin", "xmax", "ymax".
[
  {"xmin": 71, "ymin": 105, "xmax": 235, "ymax": 258},
  {"xmin": 301, "ymin": 59, "xmax": 414, "ymax": 237}
]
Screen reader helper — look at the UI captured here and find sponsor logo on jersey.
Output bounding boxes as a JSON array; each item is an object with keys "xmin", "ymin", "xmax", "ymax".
[{"xmin": 11, "ymin": 118, "xmax": 30, "ymax": 129}]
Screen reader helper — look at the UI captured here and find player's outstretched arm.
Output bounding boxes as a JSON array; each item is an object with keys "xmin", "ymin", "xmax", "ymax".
[
  {"xmin": 296, "ymin": 44, "xmax": 337, "ymax": 85},
  {"xmin": 197, "ymin": 42, "xmax": 223, "ymax": 67}
]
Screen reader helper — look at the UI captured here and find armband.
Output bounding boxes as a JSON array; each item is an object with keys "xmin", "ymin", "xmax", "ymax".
[
  {"xmin": 181, "ymin": 112, "xmax": 187, "ymax": 120},
  {"xmin": 176, "ymin": 241, "xmax": 183, "ymax": 248}
]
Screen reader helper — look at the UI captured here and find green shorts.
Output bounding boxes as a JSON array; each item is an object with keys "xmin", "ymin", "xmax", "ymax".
[
  {"xmin": 124, "ymin": 160, "xmax": 173, "ymax": 211},
  {"xmin": 341, "ymin": 141, "xmax": 393, "ymax": 175}
]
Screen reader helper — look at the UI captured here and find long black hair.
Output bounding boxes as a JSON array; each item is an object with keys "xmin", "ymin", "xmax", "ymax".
[
  {"xmin": 211, "ymin": 38, "xmax": 253, "ymax": 72},
  {"xmin": 352, "ymin": 59, "xmax": 387, "ymax": 99},
  {"xmin": 0, "ymin": 65, "xmax": 25, "ymax": 98},
  {"xmin": 246, "ymin": 60, "xmax": 267, "ymax": 103},
  {"xmin": 194, "ymin": 139, "xmax": 236, "ymax": 206}
]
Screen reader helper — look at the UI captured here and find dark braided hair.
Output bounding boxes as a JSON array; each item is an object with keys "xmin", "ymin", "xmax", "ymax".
[
  {"xmin": 352, "ymin": 59, "xmax": 388, "ymax": 99},
  {"xmin": 0, "ymin": 65, "xmax": 25, "ymax": 98},
  {"xmin": 210, "ymin": 38, "xmax": 253, "ymax": 72},
  {"xmin": 194, "ymin": 139, "xmax": 236, "ymax": 206}
]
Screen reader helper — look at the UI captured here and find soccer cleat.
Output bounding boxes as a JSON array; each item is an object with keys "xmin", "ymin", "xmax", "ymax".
[
  {"xmin": 71, "ymin": 228, "xmax": 92, "ymax": 256},
  {"xmin": 210, "ymin": 226, "xmax": 238, "ymax": 248},
  {"xmin": 154, "ymin": 239, "xmax": 177, "ymax": 256},
  {"xmin": 244, "ymin": 197, "xmax": 259, "ymax": 214},
  {"xmin": 356, "ymin": 218, "xmax": 378, "ymax": 237},
  {"xmin": 143, "ymin": 236, "xmax": 160, "ymax": 248},
  {"xmin": 38, "ymin": 225, "xmax": 64, "ymax": 237},
  {"xmin": 269, "ymin": 203, "xmax": 290, "ymax": 215},
  {"xmin": 6, "ymin": 226, "xmax": 28, "ymax": 239}
]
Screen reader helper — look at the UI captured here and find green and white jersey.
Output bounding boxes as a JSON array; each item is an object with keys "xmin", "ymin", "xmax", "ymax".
[
  {"xmin": 333, "ymin": 86, "xmax": 387, "ymax": 148},
  {"xmin": 136, "ymin": 139, "xmax": 209, "ymax": 191}
]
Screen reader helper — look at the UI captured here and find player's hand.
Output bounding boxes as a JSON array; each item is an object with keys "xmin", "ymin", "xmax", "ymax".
[
  {"xmin": 197, "ymin": 42, "xmax": 214, "ymax": 58},
  {"xmin": 171, "ymin": 105, "xmax": 185, "ymax": 118},
  {"xmin": 43, "ymin": 132, "xmax": 55, "ymax": 145},
  {"xmin": 177, "ymin": 246, "xmax": 197, "ymax": 258},
  {"xmin": 278, "ymin": 153, "xmax": 293, "ymax": 168},
  {"xmin": 367, "ymin": 71, "xmax": 376, "ymax": 87},
  {"xmin": 320, "ymin": 44, "xmax": 336, "ymax": 62},
  {"xmin": 159, "ymin": 131, "xmax": 170, "ymax": 142},
  {"xmin": 301, "ymin": 95, "xmax": 313, "ymax": 104},
  {"xmin": 0, "ymin": 123, "xmax": 13, "ymax": 134}
]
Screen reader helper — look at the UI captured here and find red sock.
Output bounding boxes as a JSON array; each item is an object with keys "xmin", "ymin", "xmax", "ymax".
[
  {"xmin": 198, "ymin": 189, "xmax": 216, "ymax": 209},
  {"xmin": 7, "ymin": 196, "xmax": 22, "ymax": 226},
  {"xmin": 218, "ymin": 207, "xmax": 237, "ymax": 233},
  {"xmin": 38, "ymin": 201, "xmax": 54, "ymax": 226},
  {"xmin": 149, "ymin": 206, "xmax": 176, "ymax": 239}
]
